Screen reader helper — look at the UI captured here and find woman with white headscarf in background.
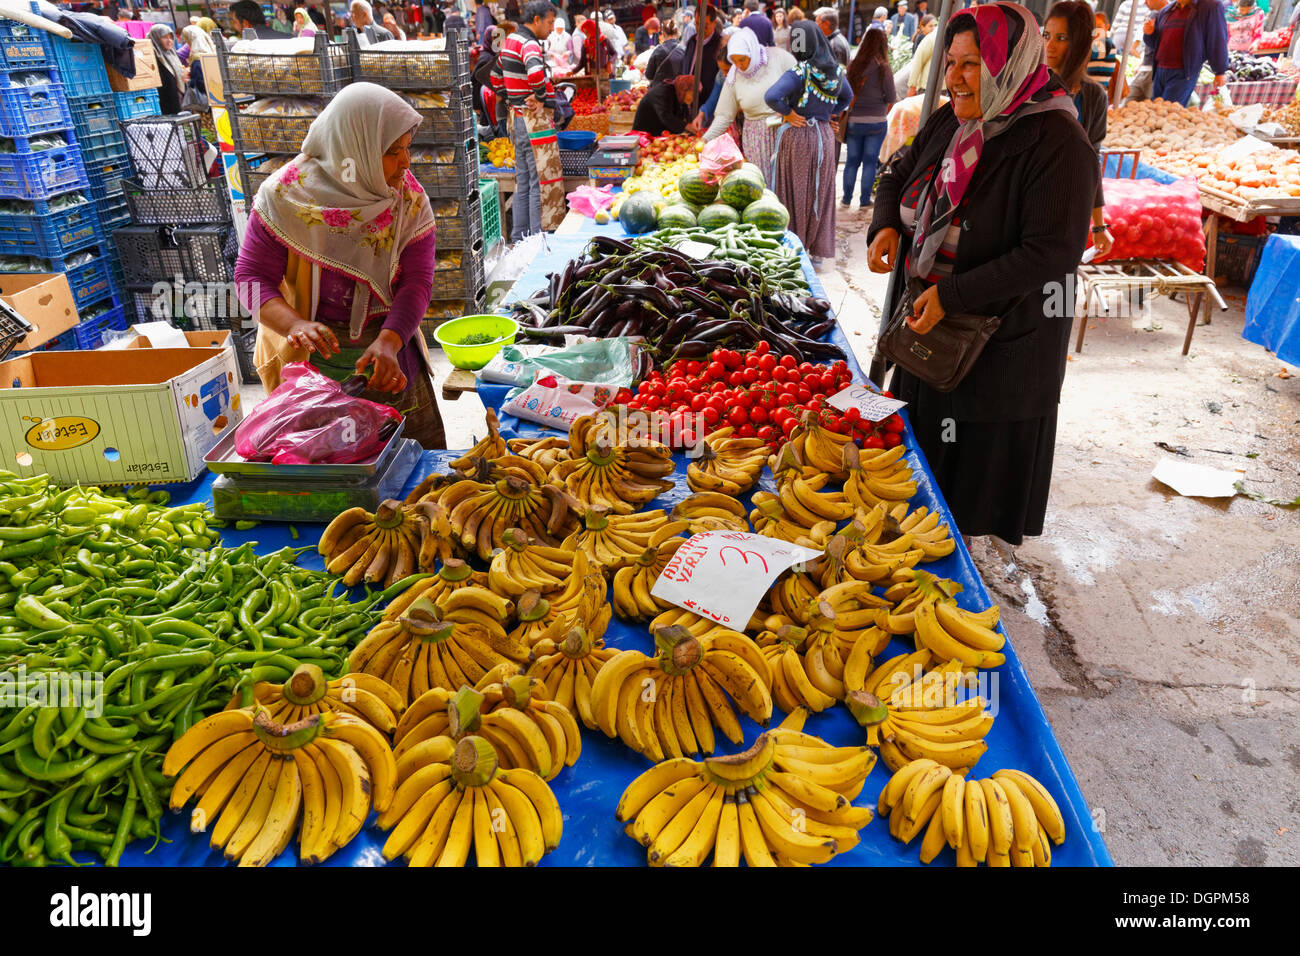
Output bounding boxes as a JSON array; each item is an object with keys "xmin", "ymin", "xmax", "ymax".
[
  {"xmin": 702, "ymin": 27, "xmax": 796, "ymax": 175},
  {"xmin": 234, "ymin": 83, "xmax": 446, "ymax": 448},
  {"xmin": 181, "ymin": 25, "xmax": 216, "ymax": 101},
  {"xmin": 149, "ymin": 24, "xmax": 187, "ymax": 115}
]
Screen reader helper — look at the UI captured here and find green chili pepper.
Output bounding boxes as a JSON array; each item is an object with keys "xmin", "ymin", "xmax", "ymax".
[
  {"xmin": 14, "ymin": 595, "xmax": 69, "ymax": 630},
  {"xmin": 13, "ymin": 743, "xmax": 99, "ymax": 782},
  {"xmin": 104, "ymin": 778, "xmax": 137, "ymax": 867},
  {"xmin": 44, "ymin": 788, "xmax": 76, "ymax": 865},
  {"xmin": 31, "ymin": 707, "xmax": 59, "ymax": 760}
]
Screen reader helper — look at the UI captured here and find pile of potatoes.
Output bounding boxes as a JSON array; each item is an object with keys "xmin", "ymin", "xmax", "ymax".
[{"xmin": 1104, "ymin": 99, "xmax": 1242, "ymax": 153}]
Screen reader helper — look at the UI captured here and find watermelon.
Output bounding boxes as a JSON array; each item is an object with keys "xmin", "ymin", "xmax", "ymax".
[
  {"xmin": 678, "ymin": 169, "xmax": 719, "ymax": 205},
  {"xmin": 665, "ymin": 191, "xmax": 684, "ymax": 207},
  {"xmin": 741, "ymin": 162, "xmax": 766, "ymax": 185},
  {"xmin": 698, "ymin": 202, "xmax": 741, "ymax": 229},
  {"xmin": 719, "ymin": 167, "xmax": 766, "ymax": 210},
  {"xmin": 742, "ymin": 194, "xmax": 790, "ymax": 232},
  {"xmin": 619, "ymin": 194, "xmax": 660, "ymax": 234},
  {"xmin": 683, "ymin": 202, "xmax": 704, "ymax": 217},
  {"xmin": 657, "ymin": 204, "xmax": 698, "ymax": 229}
]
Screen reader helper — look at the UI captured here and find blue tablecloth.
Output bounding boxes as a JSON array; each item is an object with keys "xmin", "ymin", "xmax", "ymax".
[
  {"xmin": 122, "ymin": 225, "xmax": 1112, "ymax": 867},
  {"xmin": 1243, "ymin": 233, "xmax": 1300, "ymax": 365}
]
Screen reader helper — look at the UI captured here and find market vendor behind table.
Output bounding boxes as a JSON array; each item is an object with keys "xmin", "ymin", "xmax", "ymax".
[{"xmin": 234, "ymin": 83, "xmax": 447, "ymax": 449}]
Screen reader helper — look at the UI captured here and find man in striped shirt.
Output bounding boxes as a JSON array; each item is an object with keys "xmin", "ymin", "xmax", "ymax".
[{"xmin": 491, "ymin": 1, "xmax": 560, "ymax": 240}]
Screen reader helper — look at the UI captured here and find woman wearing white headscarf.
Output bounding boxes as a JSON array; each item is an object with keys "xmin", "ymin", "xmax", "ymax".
[
  {"xmin": 149, "ymin": 24, "xmax": 187, "ymax": 115},
  {"xmin": 702, "ymin": 27, "xmax": 796, "ymax": 174},
  {"xmin": 293, "ymin": 7, "xmax": 318, "ymax": 36},
  {"xmin": 180, "ymin": 25, "xmax": 215, "ymax": 101},
  {"xmin": 234, "ymin": 83, "xmax": 445, "ymax": 447}
]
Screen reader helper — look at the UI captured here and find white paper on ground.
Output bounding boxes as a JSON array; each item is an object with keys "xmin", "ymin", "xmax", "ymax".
[
  {"xmin": 651, "ymin": 531, "xmax": 822, "ymax": 628},
  {"xmin": 1151, "ymin": 458, "xmax": 1244, "ymax": 498},
  {"xmin": 828, "ymin": 383, "xmax": 907, "ymax": 422},
  {"xmin": 129, "ymin": 322, "xmax": 190, "ymax": 349}
]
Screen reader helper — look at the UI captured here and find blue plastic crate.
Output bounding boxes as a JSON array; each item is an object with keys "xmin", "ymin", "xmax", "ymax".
[
  {"xmin": 0, "ymin": 80, "xmax": 71, "ymax": 138},
  {"xmin": 2, "ymin": 246, "xmax": 114, "ymax": 311},
  {"xmin": 0, "ymin": 19, "xmax": 53, "ymax": 72},
  {"xmin": 68, "ymin": 93, "xmax": 119, "ymax": 139},
  {"xmin": 39, "ymin": 327, "xmax": 78, "ymax": 351},
  {"xmin": 48, "ymin": 36, "xmax": 111, "ymax": 97},
  {"xmin": 96, "ymin": 190, "xmax": 131, "ymax": 232},
  {"xmin": 0, "ymin": 132, "xmax": 88, "ymax": 200},
  {"xmin": 84, "ymin": 148, "xmax": 133, "ymax": 204},
  {"xmin": 0, "ymin": 194, "xmax": 101, "ymax": 258},
  {"xmin": 72, "ymin": 298, "xmax": 127, "ymax": 349},
  {"xmin": 78, "ymin": 127, "xmax": 129, "ymax": 168},
  {"xmin": 113, "ymin": 89, "xmax": 159, "ymax": 121}
]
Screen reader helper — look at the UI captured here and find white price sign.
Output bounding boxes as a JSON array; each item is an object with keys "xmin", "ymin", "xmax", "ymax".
[
  {"xmin": 828, "ymin": 384, "xmax": 907, "ymax": 423},
  {"xmin": 650, "ymin": 532, "xmax": 822, "ymax": 628},
  {"xmin": 673, "ymin": 239, "xmax": 718, "ymax": 261}
]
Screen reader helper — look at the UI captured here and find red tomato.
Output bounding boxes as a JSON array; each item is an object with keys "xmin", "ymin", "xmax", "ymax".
[
  {"xmin": 706, "ymin": 361, "xmax": 725, "ymax": 380},
  {"xmin": 741, "ymin": 367, "xmax": 760, "ymax": 385},
  {"xmin": 796, "ymin": 387, "xmax": 812, "ymax": 403},
  {"xmin": 727, "ymin": 371, "xmax": 743, "ymax": 386},
  {"xmin": 736, "ymin": 424, "xmax": 757, "ymax": 438},
  {"xmin": 781, "ymin": 417, "xmax": 797, "ymax": 436},
  {"xmin": 779, "ymin": 354, "xmax": 797, "ymax": 369},
  {"xmin": 748, "ymin": 406, "xmax": 769, "ymax": 424},
  {"xmin": 757, "ymin": 425, "xmax": 776, "ymax": 442},
  {"xmin": 744, "ymin": 354, "xmax": 759, "ymax": 369},
  {"xmin": 843, "ymin": 406, "xmax": 861, "ymax": 423},
  {"xmin": 754, "ymin": 341, "xmax": 770, "ymax": 355},
  {"xmin": 702, "ymin": 406, "xmax": 721, "ymax": 425},
  {"xmin": 728, "ymin": 406, "xmax": 749, "ymax": 426},
  {"xmin": 689, "ymin": 393, "xmax": 707, "ymax": 413},
  {"xmin": 862, "ymin": 434, "xmax": 886, "ymax": 449},
  {"xmin": 883, "ymin": 413, "xmax": 906, "ymax": 434},
  {"xmin": 882, "ymin": 432, "xmax": 903, "ymax": 449}
]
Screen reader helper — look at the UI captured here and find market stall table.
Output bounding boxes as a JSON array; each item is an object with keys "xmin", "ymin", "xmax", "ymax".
[
  {"xmin": 1074, "ymin": 259, "xmax": 1226, "ymax": 354},
  {"xmin": 1199, "ymin": 185, "xmax": 1300, "ymax": 322},
  {"xmin": 1194, "ymin": 76, "xmax": 1299, "ymax": 107},
  {"xmin": 1243, "ymin": 232, "xmax": 1300, "ymax": 364},
  {"xmin": 480, "ymin": 165, "xmax": 590, "ymax": 242}
]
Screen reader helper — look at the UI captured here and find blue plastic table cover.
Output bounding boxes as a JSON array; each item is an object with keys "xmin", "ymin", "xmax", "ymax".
[
  {"xmin": 1243, "ymin": 233, "xmax": 1300, "ymax": 366},
  {"xmin": 117, "ymin": 230, "xmax": 1112, "ymax": 868}
]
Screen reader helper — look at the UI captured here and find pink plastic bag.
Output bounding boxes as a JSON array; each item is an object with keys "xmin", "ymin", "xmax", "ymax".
[
  {"xmin": 232, "ymin": 362, "xmax": 403, "ymax": 465},
  {"xmin": 1094, "ymin": 177, "xmax": 1206, "ymax": 273},
  {"xmin": 567, "ymin": 183, "xmax": 617, "ymax": 217},
  {"xmin": 699, "ymin": 133, "xmax": 744, "ymax": 184}
]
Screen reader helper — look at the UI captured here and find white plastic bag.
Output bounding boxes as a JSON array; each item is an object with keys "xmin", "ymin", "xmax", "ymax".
[{"xmin": 502, "ymin": 374, "xmax": 618, "ymax": 430}]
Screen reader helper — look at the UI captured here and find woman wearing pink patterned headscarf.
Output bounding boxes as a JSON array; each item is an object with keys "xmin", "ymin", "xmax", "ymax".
[{"xmin": 865, "ymin": 2, "xmax": 1097, "ymax": 548}]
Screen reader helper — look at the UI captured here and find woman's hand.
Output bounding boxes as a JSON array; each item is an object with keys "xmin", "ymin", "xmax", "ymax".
[
  {"xmin": 356, "ymin": 330, "xmax": 407, "ymax": 394},
  {"xmin": 1092, "ymin": 227, "xmax": 1114, "ymax": 258},
  {"xmin": 868, "ymin": 227, "xmax": 899, "ymax": 273},
  {"xmin": 784, "ymin": 111, "xmax": 807, "ymax": 128},
  {"xmin": 286, "ymin": 320, "xmax": 339, "ymax": 358},
  {"xmin": 908, "ymin": 285, "xmax": 946, "ymax": 334}
]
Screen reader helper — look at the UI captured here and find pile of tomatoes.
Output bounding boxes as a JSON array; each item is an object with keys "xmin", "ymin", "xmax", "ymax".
[{"xmin": 613, "ymin": 342, "xmax": 906, "ymax": 452}]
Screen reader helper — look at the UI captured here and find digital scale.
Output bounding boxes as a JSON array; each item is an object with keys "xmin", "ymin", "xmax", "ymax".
[
  {"xmin": 206, "ymin": 420, "xmax": 423, "ymax": 522},
  {"xmin": 588, "ymin": 135, "xmax": 641, "ymax": 186}
]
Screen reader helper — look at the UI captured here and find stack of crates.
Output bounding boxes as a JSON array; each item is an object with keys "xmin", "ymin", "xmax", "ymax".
[
  {"xmin": 115, "ymin": 111, "xmax": 246, "ymax": 365},
  {"xmin": 0, "ymin": 18, "xmax": 125, "ymax": 348},
  {"xmin": 347, "ymin": 29, "xmax": 486, "ymax": 335}
]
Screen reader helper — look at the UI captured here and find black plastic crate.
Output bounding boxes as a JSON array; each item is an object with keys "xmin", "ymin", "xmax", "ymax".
[
  {"xmin": 128, "ymin": 283, "xmax": 247, "ymax": 332},
  {"xmin": 347, "ymin": 29, "xmax": 470, "ymax": 90},
  {"xmin": 0, "ymin": 295, "xmax": 34, "ymax": 361},
  {"xmin": 120, "ymin": 112, "xmax": 208, "ymax": 190},
  {"xmin": 216, "ymin": 31, "xmax": 352, "ymax": 98},
  {"xmin": 560, "ymin": 146, "xmax": 596, "ymax": 177},
  {"xmin": 430, "ymin": 248, "xmax": 484, "ymax": 300},
  {"xmin": 432, "ymin": 199, "xmax": 484, "ymax": 250},
  {"xmin": 123, "ymin": 178, "xmax": 232, "ymax": 225},
  {"xmin": 112, "ymin": 226, "xmax": 184, "ymax": 285},
  {"xmin": 236, "ymin": 153, "xmax": 290, "ymax": 202},
  {"xmin": 406, "ymin": 86, "xmax": 475, "ymax": 147},
  {"xmin": 408, "ymin": 139, "xmax": 478, "ymax": 197},
  {"xmin": 231, "ymin": 323, "xmax": 258, "ymax": 385},
  {"xmin": 230, "ymin": 101, "xmax": 323, "ymax": 154},
  {"xmin": 175, "ymin": 225, "xmax": 237, "ymax": 283}
]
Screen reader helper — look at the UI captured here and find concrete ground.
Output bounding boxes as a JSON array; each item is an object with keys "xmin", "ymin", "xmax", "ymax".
[
  {"xmin": 828, "ymin": 204, "xmax": 1300, "ymax": 867},
  {"xmin": 236, "ymin": 205, "xmax": 1298, "ymax": 868}
]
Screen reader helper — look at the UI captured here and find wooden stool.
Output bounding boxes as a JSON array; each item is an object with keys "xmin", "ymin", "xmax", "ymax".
[{"xmin": 1074, "ymin": 260, "xmax": 1227, "ymax": 356}]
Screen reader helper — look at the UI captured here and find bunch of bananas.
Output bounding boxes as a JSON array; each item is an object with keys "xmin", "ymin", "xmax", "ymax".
[
  {"xmin": 381, "ymin": 558, "xmax": 487, "ymax": 621},
  {"xmin": 507, "ymin": 435, "xmax": 571, "ymax": 471},
  {"xmin": 510, "ymin": 563, "xmax": 609, "ymax": 647},
  {"xmin": 878, "ymin": 569, "xmax": 962, "ymax": 634},
  {"xmin": 612, "ymin": 535, "xmax": 687, "ymax": 621},
  {"xmin": 232, "ymin": 663, "xmax": 405, "ymax": 735},
  {"xmin": 403, "ymin": 410, "xmax": 508, "ymax": 504},
  {"xmin": 887, "ymin": 503, "xmax": 955, "ymax": 560},
  {"xmin": 789, "ymin": 414, "xmax": 858, "ymax": 481},
  {"xmin": 844, "ymin": 443, "xmax": 918, "ymax": 512},
  {"xmin": 772, "ymin": 449, "xmax": 855, "ymax": 528},
  {"xmin": 163, "ymin": 708, "xmax": 397, "ymax": 866},
  {"xmin": 749, "ymin": 492, "xmax": 836, "ymax": 547},
  {"xmin": 878, "ymin": 760, "xmax": 1064, "ymax": 866},
  {"xmin": 318, "ymin": 499, "xmax": 427, "ymax": 588},
  {"xmin": 348, "ymin": 596, "xmax": 528, "ymax": 705},
  {"xmin": 756, "ymin": 599, "xmax": 879, "ymax": 709},
  {"xmin": 376, "ymin": 736, "xmax": 561, "ymax": 867},
  {"xmin": 671, "ymin": 491, "xmax": 749, "ymax": 533},
  {"xmin": 392, "ymin": 680, "xmax": 581, "ymax": 782},
  {"xmin": 846, "ymin": 685, "xmax": 993, "ymax": 773},
  {"xmin": 590, "ymin": 624, "xmax": 773, "ymax": 759},
  {"xmin": 489, "ymin": 530, "xmax": 587, "ymax": 598},
  {"xmin": 561, "ymin": 506, "xmax": 686, "ymax": 574},
  {"xmin": 550, "ymin": 414, "xmax": 675, "ymax": 514},
  {"xmin": 685, "ymin": 427, "xmax": 769, "ymax": 494},
  {"xmin": 615, "ymin": 729, "xmax": 875, "ymax": 866},
  {"xmin": 813, "ymin": 520, "xmax": 923, "ymax": 586},
  {"xmin": 528, "ymin": 619, "xmax": 620, "ymax": 729},
  {"xmin": 437, "ymin": 476, "xmax": 576, "ymax": 560}
]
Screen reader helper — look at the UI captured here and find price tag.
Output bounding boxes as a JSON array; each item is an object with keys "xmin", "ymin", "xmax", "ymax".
[
  {"xmin": 651, "ymin": 532, "xmax": 822, "ymax": 628},
  {"xmin": 828, "ymin": 384, "xmax": 907, "ymax": 423},
  {"xmin": 673, "ymin": 239, "xmax": 717, "ymax": 261}
]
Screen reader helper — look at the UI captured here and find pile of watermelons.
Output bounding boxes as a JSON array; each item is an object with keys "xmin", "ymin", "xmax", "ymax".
[{"xmin": 617, "ymin": 164, "xmax": 791, "ymax": 236}]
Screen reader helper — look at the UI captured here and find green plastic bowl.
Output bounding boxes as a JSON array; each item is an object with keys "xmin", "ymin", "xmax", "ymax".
[{"xmin": 432, "ymin": 314, "xmax": 520, "ymax": 370}]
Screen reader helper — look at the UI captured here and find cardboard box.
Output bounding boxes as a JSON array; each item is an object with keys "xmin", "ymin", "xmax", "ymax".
[
  {"xmin": 0, "ymin": 274, "xmax": 80, "ymax": 352},
  {"xmin": 195, "ymin": 51, "xmax": 223, "ymax": 106},
  {"xmin": 121, "ymin": 329, "xmax": 232, "ymax": 351},
  {"xmin": 108, "ymin": 39, "xmax": 161, "ymax": 92},
  {"xmin": 0, "ymin": 347, "xmax": 244, "ymax": 485}
]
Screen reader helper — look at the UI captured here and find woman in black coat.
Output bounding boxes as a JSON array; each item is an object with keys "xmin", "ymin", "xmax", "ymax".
[
  {"xmin": 867, "ymin": 2, "xmax": 1098, "ymax": 545},
  {"xmin": 633, "ymin": 74, "xmax": 696, "ymax": 137}
]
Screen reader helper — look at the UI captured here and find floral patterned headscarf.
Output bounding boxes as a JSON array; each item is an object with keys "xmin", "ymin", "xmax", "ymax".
[
  {"xmin": 253, "ymin": 83, "xmax": 436, "ymax": 338},
  {"xmin": 909, "ymin": 2, "xmax": 1073, "ymax": 279}
]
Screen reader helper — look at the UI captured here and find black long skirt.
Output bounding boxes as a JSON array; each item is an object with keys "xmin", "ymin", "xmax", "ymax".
[{"xmin": 895, "ymin": 370, "xmax": 1059, "ymax": 547}]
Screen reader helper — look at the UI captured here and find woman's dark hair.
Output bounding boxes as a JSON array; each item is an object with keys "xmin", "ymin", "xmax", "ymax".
[
  {"xmin": 1046, "ymin": 1, "xmax": 1095, "ymax": 92},
  {"xmin": 943, "ymin": 12, "xmax": 979, "ymax": 49},
  {"xmin": 847, "ymin": 25, "xmax": 890, "ymax": 95}
]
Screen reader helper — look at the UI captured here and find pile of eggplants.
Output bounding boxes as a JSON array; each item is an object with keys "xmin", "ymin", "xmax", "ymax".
[{"xmin": 509, "ymin": 236, "xmax": 844, "ymax": 367}]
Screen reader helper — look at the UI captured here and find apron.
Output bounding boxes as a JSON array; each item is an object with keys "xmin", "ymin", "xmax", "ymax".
[
  {"xmin": 252, "ymin": 250, "xmax": 446, "ymax": 448},
  {"xmin": 516, "ymin": 101, "xmax": 567, "ymax": 230}
]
